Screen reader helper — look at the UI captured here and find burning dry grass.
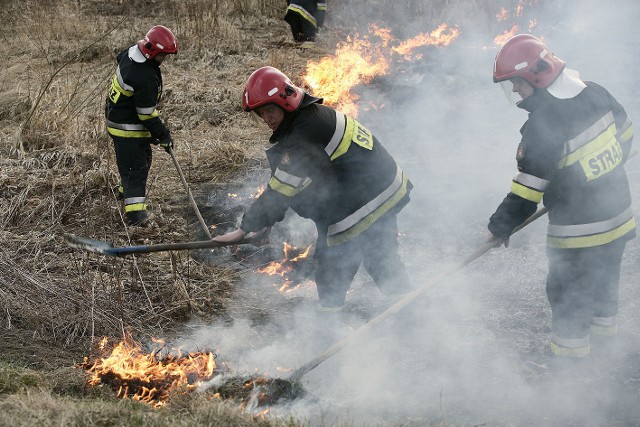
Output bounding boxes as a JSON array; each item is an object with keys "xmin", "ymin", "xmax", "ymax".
[
  {"xmin": 0, "ymin": 0, "xmax": 288, "ymax": 362},
  {"xmin": 0, "ymin": 0, "xmax": 566, "ymax": 424}
]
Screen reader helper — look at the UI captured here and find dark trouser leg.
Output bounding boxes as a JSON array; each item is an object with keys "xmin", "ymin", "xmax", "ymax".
[
  {"xmin": 111, "ymin": 136, "xmax": 153, "ymax": 223},
  {"xmin": 590, "ymin": 240, "xmax": 626, "ymax": 337},
  {"xmin": 284, "ymin": 11, "xmax": 317, "ymax": 42},
  {"xmin": 361, "ymin": 214, "xmax": 412, "ymax": 296},
  {"xmin": 546, "ymin": 239, "xmax": 627, "ymax": 357},
  {"xmin": 546, "ymin": 246, "xmax": 592, "ymax": 356},
  {"xmin": 314, "ymin": 231, "xmax": 361, "ymax": 308}
]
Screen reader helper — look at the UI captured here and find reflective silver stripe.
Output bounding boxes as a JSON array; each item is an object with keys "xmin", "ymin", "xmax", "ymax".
[
  {"xmin": 136, "ymin": 106, "xmax": 157, "ymax": 115},
  {"xmin": 619, "ymin": 117, "xmax": 632, "ymax": 135},
  {"xmin": 551, "ymin": 333, "xmax": 589, "ymax": 349},
  {"xmin": 324, "ymin": 111, "xmax": 346, "ymax": 157},
  {"xmin": 591, "ymin": 315, "xmax": 617, "ymax": 327},
  {"xmin": 273, "ymin": 168, "xmax": 309, "ymax": 188},
  {"xmin": 116, "ymin": 67, "xmax": 134, "ymax": 92},
  {"xmin": 107, "ymin": 120, "xmax": 147, "ymax": 131},
  {"xmin": 618, "ymin": 116, "xmax": 633, "ymax": 142},
  {"xmin": 124, "ymin": 197, "xmax": 146, "ymax": 205},
  {"xmin": 565, "ymin": 112, "xmax": 614, "ymax": 154},
  {"xmin": 287, "ymin": 4, "xmax": 317, "ymax": 26},
  {"xmin": 328, "ymin": 166, "xmax": 403, "ymax": 236},
  {"xmin": 513, "ymin": 172, "xmax": 549, "ymax": 191},
  {"xmin": 547, "ymin": 206, "xmax": 633, "ymax": 237}
]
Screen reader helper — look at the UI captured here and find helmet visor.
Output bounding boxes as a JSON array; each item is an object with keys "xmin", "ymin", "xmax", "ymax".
[{"xmin": 499, "ymin": 80, "xmax": 520, "ymax": 106}]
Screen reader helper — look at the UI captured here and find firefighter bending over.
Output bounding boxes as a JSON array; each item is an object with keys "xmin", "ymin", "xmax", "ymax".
[
  {"xmin": 487, "ymin": 35, "xmax": 635, "ymax": 369},
  {"xmin": 105, "ymin": 25, "xmax": 178, "ymax": 227},
  {"xmin": 214, "ymin": 66, "xmax": 413, "ymax": 311},
  {"xmin": 285, "ymin": 0, "xmax": 326, "ymax": 48}
]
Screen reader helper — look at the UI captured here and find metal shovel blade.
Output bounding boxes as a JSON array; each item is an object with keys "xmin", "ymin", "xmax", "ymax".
[{"xmin": 64, "ymin": 234, "xmax": 115, "ymax": 254}]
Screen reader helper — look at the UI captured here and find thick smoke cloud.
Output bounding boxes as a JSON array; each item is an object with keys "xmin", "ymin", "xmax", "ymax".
[{"xmin": 185, "ymin": 1, "xmax": 640, "ymax": 425}]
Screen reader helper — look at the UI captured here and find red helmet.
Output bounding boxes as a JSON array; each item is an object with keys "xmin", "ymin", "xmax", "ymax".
[
  {"xmin": 493, "ymin": 34, "xmax": 565, "ymax": 89},
  {"xmin": 137, "ymin": 25, "xmax": 178, "ymax": 59},
  {"xmin": 242, "ymin": 66, "xmax": 305, "ymax": 112}
]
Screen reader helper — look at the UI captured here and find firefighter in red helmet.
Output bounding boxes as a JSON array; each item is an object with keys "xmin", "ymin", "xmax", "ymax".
[
  {"xmin": 105, "ymin": 25, "xmax": 178, "ymax": 226},
  {"xmin": 487, "ymin": 34, "xmax": 635, "ymax": 370},
  {"xmin": 214, "ymin": 66, "xmax": 413, "ymax": 311},
  {"xmin": 284, "ymin": 0, "xmax": 327, "ymax": 48}
]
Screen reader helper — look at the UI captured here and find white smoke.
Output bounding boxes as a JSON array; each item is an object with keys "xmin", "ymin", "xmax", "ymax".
[{"xmin": 183, "ymin": 0, "xmax": 640, "ymax": 425}]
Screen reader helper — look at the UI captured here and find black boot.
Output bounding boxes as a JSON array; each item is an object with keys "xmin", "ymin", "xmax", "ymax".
[{"xmin": 126, "ymin": 210, "xmax": 152, "ymax": 227}]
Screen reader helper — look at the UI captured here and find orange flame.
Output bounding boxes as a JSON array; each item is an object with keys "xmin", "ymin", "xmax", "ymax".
[
  {"xmin": 494, "ymin": 24, "xmax": 519, "ymax": 45},
  {"xmin": 256, "ymin": 242, "xmax": 312, "ymax": 292},
  {"xmin": 303, "ymin": 23, "xmax": 459, "ymax": 116},
  {"xmin": 84, "ymin": 337, "xmax": 217, "ymax": 407},
  {"xmin": 391, "ymin": 23, "xmax": 460, "ymax": 59},
  {"xmin": 250, "ymin": 185, "xmax": 265, "ymax": 199}
]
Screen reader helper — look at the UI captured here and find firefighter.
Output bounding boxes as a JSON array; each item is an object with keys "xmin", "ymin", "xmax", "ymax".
[
  {"xmin": 487, "ymin": 34, "xmax": 635, "ymax": 369},
  {"xmin": 284, "ymin": 0, "xmax": 327, "ymax": 48},
  {"xmin": 105, "ymin": 25, "xmax": 178, "ymax": 226},
  {"xmin": 213, "ymin": 66, "xmax": 413, "ymax": 311}
]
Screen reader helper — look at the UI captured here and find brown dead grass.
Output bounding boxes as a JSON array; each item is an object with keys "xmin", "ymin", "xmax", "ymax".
[{"xmin": 0, "ymin": 0, "xmax": 513, "ymax": 424}]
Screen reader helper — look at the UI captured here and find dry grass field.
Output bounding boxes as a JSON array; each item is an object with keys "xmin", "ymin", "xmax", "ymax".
[{"xmin": 1, "ymin": 0, "xmax": 639, "ymax": 425}]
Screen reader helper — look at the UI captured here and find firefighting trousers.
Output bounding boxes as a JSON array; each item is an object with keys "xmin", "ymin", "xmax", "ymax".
[
  {"xmin": 284, "ymin": 10, "xmax": 317, "ymax": 42},
  {"xmin": 110, "ymin": 135, "xmax": 153, "ymax": 213},
  {"xmin": 546, "ymin": 238, "xmax": 627, "ymax": 352},
  {"xmin": 314, "ymin": 214, "xmax": 412, "ymax": 307}
]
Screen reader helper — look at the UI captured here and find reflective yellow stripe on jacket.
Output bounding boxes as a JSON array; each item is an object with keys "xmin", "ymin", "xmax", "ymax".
[
  {"xmin": 324, "ymin": 111, "xmax": 374, "ymax": 161},
  {"xmin": 510, "ymin": 172, "xmax": 549, "ymax": 203},
  {"xmin": 558, "ymin": 112, "xmax": 623, "ymax": 182},
  {"xmin": 286, "ymin": 4, "xmax": 317, "ymax": 27},
  {"xmin": 106, "ymin": 120, "xmax": 152, "ymax": 138},
  {"xmin": 547, "ymin": 207, "xmax": 635, "ymax": 249},
  {"xmin": 327, "ymin": 166, "xmax": 409, "ymax": 246},
  {"xmin": 268, "ymin": 168, "xmax": 312, "ymax": 197}
]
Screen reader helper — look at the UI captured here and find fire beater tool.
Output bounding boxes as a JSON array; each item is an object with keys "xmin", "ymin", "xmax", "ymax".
[
  {"xmin": 287, "ymin": 207, "xmax": 547, "ymax": 382},
  {"xmin": 64, "ymin": 233, "xmax": 257, "ymax": 256},
  {"xmin": 287, "ymin": 149, "xmax": 638, "ymax": 382},
  {"xmin": 167, "ymin": 146, "xmax": 213, "ymax": 239}
]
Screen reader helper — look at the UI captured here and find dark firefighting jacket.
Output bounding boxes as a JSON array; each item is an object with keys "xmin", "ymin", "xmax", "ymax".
[
  {"xmin": 241, "ymin": 95, "xmax": 412, "ymax": 247},
  {"xmin": 489, "ymin": 82, "xmax": 635, "ymax": 249},
  {"xmin": 105, "ymin": 46, "xmax": 170, "ymax": 142},
  {"xmin": 286, "ymin": 0, "xmax": 326, "ymax": 29}
]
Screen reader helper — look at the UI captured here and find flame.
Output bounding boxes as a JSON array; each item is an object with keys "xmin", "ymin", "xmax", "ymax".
[
  {"xmin": 250, "ymin": 185, "xmax": 265, "ymax": 199},
  {"xmin": 391, "ymin": 23, "xmax": 460, "ymax": 59},
  {"xmin": 303, "ymin": 31, "xmax": 389, "ymax": 117},
  {"xmin": 493, "ymin": 0, "xmax": 542, "ymax": 46},
  {"xmin": 256, "ymin": 242, "xmax": 312, "ymax": 292},
  {"xmin": 83, "ymin": 337, "xmax": 218, "ymax": 407},
  {"xmin": 303, "ymin": 23, "xmax": 459, "ymax": 116},
  {"xmin": 494, "ymin": 24, "xmax": 519, "ymax": 45}
]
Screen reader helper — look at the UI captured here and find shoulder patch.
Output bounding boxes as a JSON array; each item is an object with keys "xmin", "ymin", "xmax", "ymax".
[{"xmin": 281, "ymin": 152, "xmax": 291, "ymax": 166}]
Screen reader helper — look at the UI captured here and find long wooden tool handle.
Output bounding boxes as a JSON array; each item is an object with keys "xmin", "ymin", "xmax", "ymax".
[
  {"xmin": 288, "ymin": 208, "xmax": 548, "ymax": 382},
  {"xmin": 168, "ymin": 147, "xmax": 213, "ymax": 239},
  {"xmin": 64, "ymin": 233, "xmax": 259, "ymax": 256}
]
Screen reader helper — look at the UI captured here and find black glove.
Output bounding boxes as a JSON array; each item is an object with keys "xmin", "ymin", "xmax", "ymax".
[{"xmin": 156, "ymin": 136, "xmax": 174, "ymax": 153}]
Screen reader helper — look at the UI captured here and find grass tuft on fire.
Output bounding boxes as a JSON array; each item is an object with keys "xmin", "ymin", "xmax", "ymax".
[{"xmin": 2, "ymin": 0, "xmax": 639, "ymax": 426}]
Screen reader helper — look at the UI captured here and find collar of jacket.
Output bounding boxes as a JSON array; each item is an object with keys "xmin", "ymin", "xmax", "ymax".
[
  {"xmin": 268, "ymin": 93, "xmax": 323, "ymax": 144},
  {"xmin": 517, "ymin": 88, "xmax": 554, "ymax": 113}
]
